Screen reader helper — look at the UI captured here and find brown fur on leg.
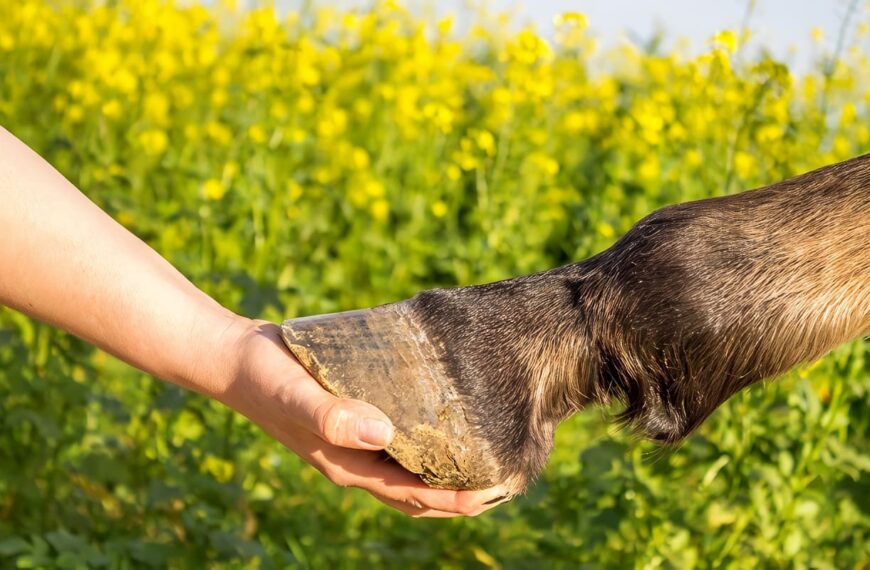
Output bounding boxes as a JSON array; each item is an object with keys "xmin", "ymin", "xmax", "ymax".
[{"xmin": 411, "ymin": 153, "xmax": 869, "ymax": 490}]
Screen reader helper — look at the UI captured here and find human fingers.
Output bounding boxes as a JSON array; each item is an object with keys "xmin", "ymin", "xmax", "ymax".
[{"xmin": 294, "ymin": 432, "xmax": 511, "ymax": 516}]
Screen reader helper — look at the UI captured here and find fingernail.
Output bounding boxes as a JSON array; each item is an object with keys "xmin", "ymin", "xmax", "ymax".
[{"xmin": 359, "ymin": 418, "xmax": 394, "ymax": 447}]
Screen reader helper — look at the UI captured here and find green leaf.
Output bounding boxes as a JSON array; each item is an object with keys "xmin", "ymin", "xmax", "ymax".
[
  {"xmin": 45, "ymin": 530, "xmax": 87, "ymax": 554},
  {"xmin": 702, "ymin": 455, "xmax": 730, "ymax": 487},
  {"xmin": 0, "ymin": 537, "xmax": 30, "ymax": 557}
]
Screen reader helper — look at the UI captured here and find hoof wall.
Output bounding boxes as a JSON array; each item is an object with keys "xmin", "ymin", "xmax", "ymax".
[{"xmin": 281, "ymin": 304, "xmax": 500, "ymax": 490}]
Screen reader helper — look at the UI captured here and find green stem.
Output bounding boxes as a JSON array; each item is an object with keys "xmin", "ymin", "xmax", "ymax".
[{"xmin": 819, "ymin": 0, "xmax": 860, "ymax": 120}]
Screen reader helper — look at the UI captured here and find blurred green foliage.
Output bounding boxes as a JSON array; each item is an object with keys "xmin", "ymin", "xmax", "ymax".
[{"xmin": 0, "ymin": 0, "xmax": 868, "ymax": 567}]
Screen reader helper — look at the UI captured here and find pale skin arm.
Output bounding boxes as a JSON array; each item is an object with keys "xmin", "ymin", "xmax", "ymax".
[{"xmin": 0, "ymin": 126, "xmax": 509, "ymax": 517}]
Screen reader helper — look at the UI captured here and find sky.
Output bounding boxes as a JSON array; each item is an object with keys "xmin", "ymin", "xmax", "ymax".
[
  {"xmin": 271, "ymin": 0, "xmax": 868, "ymax": 72},
  {"xmin": 490, "ymin": 0, "xmax": 862, "ymax": 69}
]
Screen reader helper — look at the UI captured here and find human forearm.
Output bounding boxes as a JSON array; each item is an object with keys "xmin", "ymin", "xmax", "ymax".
[
  {"xmin": 0, "ymin": 126, "xmax": 242, "ymax": 396},
  {"xmin": 0, "ymin": 126, "xmax": 508, "ymax": 517}
]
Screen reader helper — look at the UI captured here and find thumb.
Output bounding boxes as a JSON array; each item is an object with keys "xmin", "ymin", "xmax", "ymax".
[{"xmin": 308, "ymin": 393, "xmax": 395, "ymax": 451}]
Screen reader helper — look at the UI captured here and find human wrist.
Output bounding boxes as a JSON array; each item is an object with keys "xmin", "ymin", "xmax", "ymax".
[
  {"xmin": 204, "ymin": 317, "xmax": 287, "ymax": 419},
  {"xmin": 176, "ymin": 303, "xmax": 254, "ymax": 401}
]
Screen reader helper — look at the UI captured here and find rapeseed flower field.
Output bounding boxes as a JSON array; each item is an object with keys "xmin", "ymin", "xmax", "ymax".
[{"xmin": 0, "ymin": 0, "xmax": 868, "ymax": 567}]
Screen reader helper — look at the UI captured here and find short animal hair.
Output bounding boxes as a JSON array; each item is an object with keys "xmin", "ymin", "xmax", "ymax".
[{"xmin": 411, "ymin": 153, "xmax": 870, "ymax": 490}]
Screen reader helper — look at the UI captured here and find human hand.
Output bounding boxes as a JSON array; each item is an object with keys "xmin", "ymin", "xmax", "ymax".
[
  {"xmin": 217, "ymin": 318, "xmax": 511, "ymax": 517},
  {"xmin": 0, "ymin": 128, "xmax": 509, "ymax": 517}
]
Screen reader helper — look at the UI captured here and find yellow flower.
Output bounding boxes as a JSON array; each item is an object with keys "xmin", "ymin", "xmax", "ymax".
[
  {"xmin": 298, "ymin": 94, "xmax": 315, "ymax": 114},
  {"xmin": 316, "ymin": 110, "xmax": 347, "ymax": 139},
  {"xmin": 526, "ymin": 152, "xmax": 560, "ymax": 178},
  {"xmin": 270, "ymin": 101, "xmax": 289, "ymax": 120},
  {"xmin": 170, "ymin": 410, "xmax": 204, "ymax": 446},
  {"xmin": 564, "ymin": 111, "xmax": 589, "ymax": 133},
  {"xmin": 431, "ymin": 200, "xmax": 448, "ymax": 218},
  {"xmin": 712, "ymin": 30, "xmax": 738, "ymax": 54},
  {"xmin": 802, "ymin": 76, "xmax": 817, "ymax": 100},
  {"xmin": 222, "ymin": 161, "xmax": 239, "ymax": 180},
  {"xmin": 201, "ymin": 455, "xmax": 234, "ymax": 483},
  {"xmin": 342, "ymin": 12, "xmax": 360, "ymax": 31},
  {"xmin": 143, "ymin": 92, "xmax": 170, "ymax": 125},
  {"xmin": 113, "ymin": 69, "xmax": 138, "ymax": 95},
  {"xmin": 65, "ymin": 104, "xmax": 84, "ymax": 124},
  {"xmin": 154, "ymin": 49, "xmax": 179, "ymax": 81},
  {"xmin": 116, "ymin": 211, "xmax": 135, "ymax": 228},
  {"xmin": 422, "ymin": 103, "xmax": 455, "ymax": 134},
  {"xmin": 506, "ymin": 29, "xmax": 553, "ymax": 65},
  {"xmin": 248, "ymin": 124, "xmax": 268, "ymax": 144},
  {"xmin": 596, "ymin": 222, "xmax": 615, "ymax": 239},
  {"xmin": 297, "ymin": 64, "xmax": 321, "ymax": 87},
  {"xmin": 554, "ymin": 12, "xmax": 588, "ymax": 31},
  {"xmin": 753, "ymin": 124, "xmax": 778, "ymax": 146},
  {"xmin": 101, "ymin": 99, "xmax": 122, "ymax": 120},
  {"xmin": 211, "ymin": 89, "xmax": 228, "ymax": 108},
  {"xmin": 206, "ymin": 121, "xmax": 232, "ymax": 145},
  {"xmin": 288, "ymin": 180, "xmax": 303, "ymax": 200},
  {"xmin": 313, "ymin": 166, "xmax": 336, "ymax": 184},
  {"xmin": 351, "ymin": 147, "xmax": 370, "ymax": 170},
  {"xmin": 840, "ymin": 102, "xmax": 857, "ymax": 126},
  {"xmin": 212, "ymin": 67, "xmax": 231, "ymax": 86},
  {"xmin": 811, "ymin": 27, "xmax": 824, "ymax": 43},
  {"xmin": 638, "ymin": 155, "xmax": 660, "ymax": 182},
  {"xmin": 833, "ymin": 135, "xmax": 850, "ymax": 157},
  {"xmin": 456, "ymin": 151, "xmax": 478, "ymax": 171},
  {"xmin": 492, "ymin": 87, "xmax": 512, "ymax": 106},
  {"xmin": 817, "ymin": 384, "xmax": 831, "ymax": 403},
  {"xmin": 437, "ymin": 15, "xmax": 454, "ymax": 35},
  {"xmin": 364, "ymin": 179, "xmax": 385, "ymax": 199},
  {"xmin": 529, "ymin": 128, "xmax": 548, "ymax": 146},
  {"xmin": 202, "ymin": 178, "xmax": 226, "ymax": 200},
  {"xmin": 474, "ymin": 129, "xmax": 496, "ymax": 157},
  {"xmin": 353, "ymin": 99, "xmax": 373, "ymax": 120},
  {"xmin": 686, "ymin": 149, "xmax": 703, "ymax": 167},
  {"xmin": 378, "ymin": 85, "xmax": 396, "ymax": 102},
  {"xmin": 370, "ymin": 199, "xmax": 390, "ymax": 222},
  {"xmin": 733, "ymin": 151, "xmax": 756, "ymax": 178},
  {"xmin": 138, "ymin": 129, "xmax": 169, "ymax": 156},
  {"xmin": 288, "ymin": 128, "xmax": 307, "ymax": 143}
]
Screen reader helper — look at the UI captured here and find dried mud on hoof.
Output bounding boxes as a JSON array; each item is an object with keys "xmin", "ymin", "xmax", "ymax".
[{"xmin": 281, "ymin": 304, "xmax": 499, "ymax": 490}]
